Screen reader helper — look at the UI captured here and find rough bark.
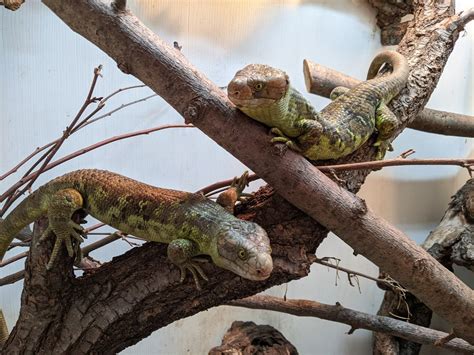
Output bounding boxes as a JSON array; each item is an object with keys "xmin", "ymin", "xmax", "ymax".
[
  {"xmin": 2, "ymin": 0, "xmax": 473, "ymax": 352},
  {"xmin": 209, "ymin": 321, "xmax": 298, "ymax": 355},
  {"xmin": 374, "ymin": 179, "xmax": 474, "ymax": 354},
  {"xmin": 368, "ymin": 0, "xmax": 413, "ymax": 45}
]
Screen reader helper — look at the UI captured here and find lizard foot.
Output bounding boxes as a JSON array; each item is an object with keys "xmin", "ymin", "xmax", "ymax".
[
  {"xmin": 177, "ymin": 258, "xmax": 209, "ymax": 290},
  {"xmin": 270, "ymin": 128, "xmax": 302, "ymax": 152},
  {"xmin": 216, "ymin": 171, "xmax": 250, "ymax": 213},
  {"xmin": 168, "ymin": 239, "xmax": 208, "ymax": 290},
  {"xmin": 373, "ymin": 140, "xmax": 393, "ymax": 160},
  {"xmin": 41, "ymin": 220, "xmax": 85, "ymax": 270}
]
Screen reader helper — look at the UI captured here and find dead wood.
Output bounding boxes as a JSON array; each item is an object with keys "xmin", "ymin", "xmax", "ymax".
[
  {"xmin": 208, "ymin": 321, "xmax": 298, "ymax": 355},
  {"xmin": 368, "ymin": 0, "xmax": 414, "ymax": 45}
]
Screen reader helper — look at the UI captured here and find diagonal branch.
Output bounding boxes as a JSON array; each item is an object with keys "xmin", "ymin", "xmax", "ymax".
[
  {"xmin": 229, "ymin": 295, "xmax": 474, "ymax": 354},
  {"xmin": 35, "ymin": 0, "xmax": 474, "ymax": 345}
]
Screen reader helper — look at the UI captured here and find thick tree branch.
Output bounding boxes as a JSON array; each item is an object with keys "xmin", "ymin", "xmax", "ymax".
[
  {"xmin": 367, "ymin": 0, "xmax": 413, "ymax": 45},
  {"xmin": 32, "ymin": 0, "xmax": 474, "ymax": 346},
  {"xmin": 229, "ymin": 295, "xmax": 474, "ymax": 354},
  {"xmin": 303, "ymin": 60, "xmax": 474, "ymax": 137}
]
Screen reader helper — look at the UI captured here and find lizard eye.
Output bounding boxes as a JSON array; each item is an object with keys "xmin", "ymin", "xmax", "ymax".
[
  {"xmin": 238, "ymin": 248, "xmax": 248, "ymax": 260},
  {"xmin": 254, "ymin": 82, "xmax": 264, "ymax": 91}
]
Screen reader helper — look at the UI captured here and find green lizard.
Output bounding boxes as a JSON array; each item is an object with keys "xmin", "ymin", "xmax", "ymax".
[
  {"xmin": 227, "ymin": 51, "xmax": 409, "ymax": 160},
  {"xmin": 0, "ymin": 170, "xmax": 272, "ymax": 284},
  {"xmin": 0, "ymin": 170, "xmax": 273, "ymax": 344}
]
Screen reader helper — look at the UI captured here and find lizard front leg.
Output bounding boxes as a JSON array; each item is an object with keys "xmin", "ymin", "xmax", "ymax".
[
  {"xmin": 167, "ymin": 238, "xmax": 209, "ymax": 290},
  {"xmin": 40, "ymin": 188, "xmax": 85, "ymax": 270},
  {"xmin": 216, "ymin": 171, "xmax": 250, "ymax": 213},
  {"xmin": 374, "ymin": 103, "xmax": 398, "ymax": 159},
  {"xmin": 270, "ymin": 128, "xmax": 302, "ymax": 152},
  {"xmin": 329, "ymin": 86, "xmax": 350, "ymax": 100}
]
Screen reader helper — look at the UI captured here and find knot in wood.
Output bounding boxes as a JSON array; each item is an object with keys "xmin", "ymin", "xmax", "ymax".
[
  {"xmin": 117, "ymin": 62, "xmax": 131, "ymax": 75},
  {"xmin": 352, "ymin": 196, "xmax": 368, "ymax": 216},
  {"xmin": 184, "ymin": 98, "xmax": 205, "ymax": 124}
]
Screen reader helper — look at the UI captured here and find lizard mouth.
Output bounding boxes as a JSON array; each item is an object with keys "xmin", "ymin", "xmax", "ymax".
[
  {"xmin": 231, "ymin": 97, "xmax": 277, "ymax": 109},
  {"xmin": 217, "ymin": 252, "xmax": 273, "ymax": 281}
]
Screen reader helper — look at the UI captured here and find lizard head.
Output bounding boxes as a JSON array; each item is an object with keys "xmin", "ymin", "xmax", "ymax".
[
  {"xmin": 227, "ymin": 64, "xmax": 289, "ymax": 111},
  {"xmin": 214, "ymin": 220, "xmax": 273, "ymax": 281}
]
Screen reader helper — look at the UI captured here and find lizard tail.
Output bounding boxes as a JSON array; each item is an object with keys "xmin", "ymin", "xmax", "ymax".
[
  {"xmin": 0, "ymin": 193, "xmax": 45, "ymax": 348},
  {"xmin": 0, "ymin": 310, "xmax": 8, "ymax": 348},
  {"xmin": 0, "ymin": 191, "xmax": 45, "ymax": 262},
  {"xmin": 366, "ymin": 50, "xmax": 409, "ymax": 102}
]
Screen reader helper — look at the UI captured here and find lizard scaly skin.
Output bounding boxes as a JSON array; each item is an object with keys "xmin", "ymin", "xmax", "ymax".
[
  {"xmin": 0, "ymin": 170, "xmax": 272, "ymax": 284},
  {"xmin": 227, "ymin": 51, "xmax": 409, "ymax": 160},
  {"xmin": 0, "ymin": 170, "xmax": 273, "ymax": 346}
]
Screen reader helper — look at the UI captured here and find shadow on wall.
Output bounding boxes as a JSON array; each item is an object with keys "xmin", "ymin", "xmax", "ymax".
[{"xmin": 130, "ymin": 0, "xmax": 374, "ymax": 47}]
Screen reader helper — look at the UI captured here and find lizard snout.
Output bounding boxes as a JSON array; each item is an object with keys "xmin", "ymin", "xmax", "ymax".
[
  {"xmin": 227, "ymin": 78, "xmax": 253, "ymax": 102},
  {"xmin": 252, "ymin": 253, "xmax": 273, "ymax": 280}
]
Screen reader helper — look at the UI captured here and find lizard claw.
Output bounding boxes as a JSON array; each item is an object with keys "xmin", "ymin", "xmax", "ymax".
[
  {"xmin": 44, "ymin": 221, "xmax": 86, "ymax": 270},
  {"xmin": 177, "ymin": 258, "xmax": 209, "ymax": 290},
  {"xmin": 270, "ymin": 127, "xmax": 302, "ymax": 152}
]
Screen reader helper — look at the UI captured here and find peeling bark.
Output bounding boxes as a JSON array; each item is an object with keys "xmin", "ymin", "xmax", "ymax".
[
  {"xmin": 368, "ymin": 0, "xmax": 414, "ymax": 45},
  {"xmin": 209, "ymin": 321, "xmax": 298, "ymax": 355}
]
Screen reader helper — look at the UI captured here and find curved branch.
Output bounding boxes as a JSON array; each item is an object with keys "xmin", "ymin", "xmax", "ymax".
[{"xmin": 457, "ymin": 7, "xmax": 474, "ymax": 27}]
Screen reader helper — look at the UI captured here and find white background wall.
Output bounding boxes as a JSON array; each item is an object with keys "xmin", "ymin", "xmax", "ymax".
[{"xmin": 1, "ymin": 1, "xmax": 472, "ymax": 354}]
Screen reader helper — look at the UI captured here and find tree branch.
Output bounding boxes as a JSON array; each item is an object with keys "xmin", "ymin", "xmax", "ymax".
[
  {"xmin": 229, "ymin": 295, "xmax": 474, "ymax": 354},
  {"xmin": 303, "ymin": 60, "xmax": 474, "ymax": 137},
  {"xmin": 34, "ymin": 0, "xmax": 474, "ymax": 345}
]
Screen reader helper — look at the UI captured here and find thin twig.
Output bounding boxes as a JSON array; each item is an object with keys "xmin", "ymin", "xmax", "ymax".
[
  {"xmin": 0, "ymin": 124, "xmax": 194, "ymax": 210},
  {"xmin": 1, "ymin": 222, "xmax": 106, "ymax": 268},
  {"xmin": 0, "ymin": 85, "xmax": 150, "ymax": 182},
  {"xmin": 198, "ymin": 156, "xmax": 474, "ymax": 195},
  {"xmin": 318, "ymin": 158, "xmax": 474, "ymax": 173},
  {"xmin": 315, "ymin": 258, "xmax": 405, "ymax": 292},
  {"xmin": 0, "ymin": 251, "xmax": 28, "ymax": 267},
  {"xmin": 0, "ymin": 270, "xmax": 24, "ymax": 286},
  {"xmin": 0, "ymin": 66, "xmax": 104, "ymax": 216},
  {"xmin": 77, "ymin": 94, "xmax": 157, "ymax": 129}
]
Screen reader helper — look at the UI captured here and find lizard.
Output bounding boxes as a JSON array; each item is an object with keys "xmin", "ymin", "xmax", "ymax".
[
  {"xmin": 227, "ymin": 50, "xmax": 409, "ymax": 160},
  {"xmin": 0, "ymin": 170, "xmax": 273, "ymax": 285},
  {"xmin": 0, "ymin": 169, "xmax": 273, "ymax": 345}
]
